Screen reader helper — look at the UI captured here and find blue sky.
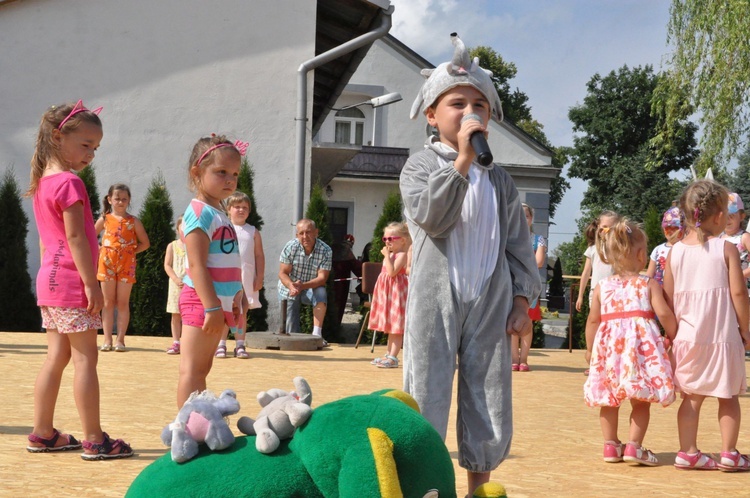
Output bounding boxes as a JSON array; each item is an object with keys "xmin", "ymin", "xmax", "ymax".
[{"xmin": 389, "ymin": 0, "xmax": 673, "ymax": 253}]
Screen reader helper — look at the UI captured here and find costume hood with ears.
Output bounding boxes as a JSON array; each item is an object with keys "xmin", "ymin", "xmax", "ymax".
[{"xmin": 410, "ymin": 33, "xmax": 504, "ymax": 121}]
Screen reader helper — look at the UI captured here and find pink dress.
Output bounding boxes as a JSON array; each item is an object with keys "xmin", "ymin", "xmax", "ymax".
[
  {"xmin": 669, "ymin": 238, "xmax": 747, "ymax": 398},
  {"xmin": 368, "ymin": 253, "xmax": 408, "ymax": 335},
  {"xmin": 584, "ymin": 275, "xmax": 675, "ymax": 407}
]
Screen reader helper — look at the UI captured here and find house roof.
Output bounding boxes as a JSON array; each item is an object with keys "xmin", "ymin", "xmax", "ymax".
[{"xmin": 312, "ymin": 0, "xmax": 391, "ymax": 137}]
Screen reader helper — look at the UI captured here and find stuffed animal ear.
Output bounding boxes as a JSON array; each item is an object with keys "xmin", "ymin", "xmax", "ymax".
[
  {"xmin": 410, "ymin": 91, "xmax": 425, "ymax": 120},
  {"xmin": 420, "ymin": 68, "xmax": 434, "ymax": 78}
]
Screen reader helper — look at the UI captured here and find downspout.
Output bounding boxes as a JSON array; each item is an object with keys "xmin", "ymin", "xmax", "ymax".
[{"xmin": 294, "ymin": 5, "xmax": 394, "ymax": 222}]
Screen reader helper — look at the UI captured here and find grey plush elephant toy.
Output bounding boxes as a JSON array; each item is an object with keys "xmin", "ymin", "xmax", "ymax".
[
  {"xmin": 237, "ymin": 377, "xmax": 313, "ymax": 454},
  {"xmin": 161, "ymin": 389, "xmax": 241, "ymax": 463}
]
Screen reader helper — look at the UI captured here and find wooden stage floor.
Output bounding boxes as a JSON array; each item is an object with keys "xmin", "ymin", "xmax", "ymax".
[{"xmin": 1, "ymin": 332, "xmax": 749, "ymax": 497}]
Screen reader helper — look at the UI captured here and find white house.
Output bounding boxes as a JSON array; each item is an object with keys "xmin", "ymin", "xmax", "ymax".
[{"xmin": 0, "ymin": 0, "xmax": 556, "ymax": 329}]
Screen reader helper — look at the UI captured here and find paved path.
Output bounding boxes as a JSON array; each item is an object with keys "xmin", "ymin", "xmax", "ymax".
[{"xmin": 1, "ymin": 332, "xmax": 749, "ymax": 497}]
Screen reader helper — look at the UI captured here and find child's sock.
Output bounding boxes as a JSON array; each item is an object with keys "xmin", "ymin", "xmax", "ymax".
[
  {"xmin": 219, "ymin": 340, "xmax": 227, "ymax": 347},
  {"xmin": 236, "ymin": 339, "xmax": 245, "ymax": 348},
  {"xmin": 312, "ymin": 326, "xmax": 322, "ymax": 337},
  {"xmin": 173, "ymin": 340, "xmax": 180, "ymax": 345}
]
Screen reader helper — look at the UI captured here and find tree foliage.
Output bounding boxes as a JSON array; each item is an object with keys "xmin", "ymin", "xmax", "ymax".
[
  {"xmin": 75, "ymin": 164, "xmax": 100, "ymax": 220},
  {"xmin": 568, "ymin": 65, "xmax": 697, "ymax": 221},
  {"xmin": 237, "ymin": 159, "xmax": 268, "ymax": 331},
  {"xmin": 130, "ymin": 173, "xmax": 174, "ymax": 336},
  {"xmin": 654, "ymin": 0, "xmax": 750, "ymax": 172},
  {"xmin": 0, "ymin": 170, "xmax": 40, "ymax": 331}
]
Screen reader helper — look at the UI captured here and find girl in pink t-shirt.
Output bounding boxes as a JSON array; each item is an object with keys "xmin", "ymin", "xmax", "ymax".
[{"xmin": 26, "ymin": 101, "xmax": 133, "ymax": 460}]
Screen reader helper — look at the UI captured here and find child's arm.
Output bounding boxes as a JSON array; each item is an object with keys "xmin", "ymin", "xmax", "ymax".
[
  {"xmin": 63, "ymin": 202, "xmax": 103, "ymax": 313},
  {"xmin": 94, "ymin": 215, "xmax": 105, "ymax": 236},
  {"xmin": 454, "ymin": 115, "xmax": 485, "ymax": 177},
  {"xmin": 406, "ymin": 245, "xmax": 413, "ymax": 276},
  {"xmin": 645, "ymin": 258, "xmax": 656, "ymax": 279},
  {"xmin": 534, "ymin": 239, "xmax": 547, "ymax": 269},
  {"xmin": 584, "ymin": 284, "xmax": 602, "ymax": 364},
  {"xmin": 163, "ymin": 242, "xmax": 182, "ymax": 286},
  {"xmin": 576, "ymin": 257, "xmax": 592, "ymax": 312},
  {"xmin": 184, "ymin": 230, "xmax": 224, "ymax": 335},
  {"xmin": 649, "ymin": 278, "xmax": 677, "ymax": 341},
  {"xmin": 253, "ymin": 230, "xmax": 265, "ymax": 292},
  {"xmin": 133, "ymin": 218, "xmax": 151, "ymax": 254},
  {"xmin": 662, "ymin": 251, "xmax": 675, "ymax": 310},
  {"xmin": 724, "ymin": 241, "xmax": 750, "ymax": 346},
  {"xmin": 381, "ymin": 248, "xmax": 408, "ymax": 277},
  {"xmin": 742, "ymin": 232, "xmax": 750, "ymax": 280},
  {"xmin": 506, "ymin": 296, "xmax": 532, "ymax": 338}
]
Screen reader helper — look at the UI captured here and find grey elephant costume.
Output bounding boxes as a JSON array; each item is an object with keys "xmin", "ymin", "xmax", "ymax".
[{"xmin": 400, "ymin": 34, "xmax": 542, "ymax": 473}]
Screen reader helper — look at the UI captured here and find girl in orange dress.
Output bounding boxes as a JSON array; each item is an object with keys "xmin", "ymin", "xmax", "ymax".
[
  {"xmin": 95, "ymin": 184, "xmax": 150, "ymax": 351},
  {"xmin": 369, "ymin": 222, "xmax": 411, "ymax": 368}
]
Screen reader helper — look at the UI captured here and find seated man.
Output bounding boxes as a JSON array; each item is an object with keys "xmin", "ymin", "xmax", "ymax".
[{"xmin": 278, "ymin": 219, "xmax": 332, "ymax": 343}]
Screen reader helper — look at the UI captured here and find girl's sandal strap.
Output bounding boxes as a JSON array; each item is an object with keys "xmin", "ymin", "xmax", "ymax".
[
  {"xmin": 81, "ymin": 432, "xmax": 133, "ymax": 460},
  {"xmin": 27, "ymin": 429, "xmax": 81, "ymax": 452}
]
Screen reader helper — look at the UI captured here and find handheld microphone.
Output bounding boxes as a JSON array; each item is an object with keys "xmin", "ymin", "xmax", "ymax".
[{"xmin": 460, "ymin": 113, "xmax": 493, "ymax": 166}]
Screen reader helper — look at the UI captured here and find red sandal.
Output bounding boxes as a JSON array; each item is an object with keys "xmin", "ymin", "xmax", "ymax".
[
  {"xmin": 27, "ymin": 428, "xmax": 82, "ymax": 453},
  {"xmin": 81, "ymin": 432, "xmax": 134, "ymax": 461}
]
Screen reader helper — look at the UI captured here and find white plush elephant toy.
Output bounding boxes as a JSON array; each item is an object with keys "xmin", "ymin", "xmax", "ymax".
[
  {"xmin": 161, "ymin": 389, "xmax": 240, "ymax": 463},
  {"xmin": 236, "ymin": 377, "xmax": 313, "ymax": 454}
]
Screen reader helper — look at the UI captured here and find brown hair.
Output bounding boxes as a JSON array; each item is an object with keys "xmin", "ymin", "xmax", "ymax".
[
  {"xmin": 679, "ymin": 180, "xmax": 728, "ymax": 243},
  {"xmin": 187, "ymin": 135, "xmax": 240, "ymax": 192},
  {"xmin": 27, "ymin": 103, "xmax": 102, "ymax": 196},
  {"xmin": 102, "ymin": 183, "xmax": 131, "ymax": 215},
  {"xmin": 597, "ymin": 218, "xmax": 647, "ymax": 274},
  {"xmin": 225, "ymin": 191, "xmax": 251, "ymax": 208}
]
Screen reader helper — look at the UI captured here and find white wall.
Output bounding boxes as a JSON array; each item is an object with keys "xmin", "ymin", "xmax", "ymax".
[{"xmin": 0, "ymin": 0, "xmax": 317, "ymax": 329}]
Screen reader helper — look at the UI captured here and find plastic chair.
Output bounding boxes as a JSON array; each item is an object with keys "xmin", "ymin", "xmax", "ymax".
[{"xmin": 354, "ymin": 261, "xmax": 382, "ymax": 352}]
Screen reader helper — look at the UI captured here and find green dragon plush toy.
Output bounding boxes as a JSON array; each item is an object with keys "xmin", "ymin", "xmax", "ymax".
[{"xmin": 127, "ymin": 388, "xmax": 506, "ymax": 498}]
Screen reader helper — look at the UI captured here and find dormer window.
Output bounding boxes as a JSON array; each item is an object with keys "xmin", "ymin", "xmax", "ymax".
[{"xmin": 334, "ymin": 107, "xmax": 365, "ymax": 145}]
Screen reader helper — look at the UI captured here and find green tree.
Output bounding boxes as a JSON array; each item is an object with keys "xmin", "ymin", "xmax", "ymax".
[
  {"xmin": 237, "ymin": 159, "xmax": 268, "ymax": 331},
  {"xmin": 369, "ymin": 190, "xmax": 404, "ymax": 262},
  {"xmin": 643, "ymin": 206, "xmax": 664, "ymax": 255},
  {"xmin": 0, "ymin": 170, "xmax": 40, "ymax": 331},
  {"xmin": 75, "ymin": 164, "xmax": 101, "ymax": 219},
  {"xmin": 568, "ymin": 65, "xmax": 698, "ymax": 221},
  {"xmin": 469, "ymin": 46, "xmax": 531, "ymax": 124},
  {"xmin": 300, "ymin": 184, "xmax": 339, "ymax": 339},
  {"xmin": 130, "ymin": 173, "xmax": 174, "ymax": 336},
  {"xmin": 654, "ymin": 0, "xmax": 750, "ymax": 172}
]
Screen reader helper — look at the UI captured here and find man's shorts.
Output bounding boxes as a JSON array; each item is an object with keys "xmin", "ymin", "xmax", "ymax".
[
  {"xmin": 40, "ymin": 306, "xmax": 102, "ymax": 334},
  {"xmin": 97, "ymin": 247, "xmax": 136, "ymax": 283}
]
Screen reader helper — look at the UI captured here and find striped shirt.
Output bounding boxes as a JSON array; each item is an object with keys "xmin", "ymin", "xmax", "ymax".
[
  {"xmin": 278, "ymin": 238, "xmax": 332, "ymax": 301},
  {"xmin": 182, "ymin": 199, "xmax": 243, "ymax": 312}
]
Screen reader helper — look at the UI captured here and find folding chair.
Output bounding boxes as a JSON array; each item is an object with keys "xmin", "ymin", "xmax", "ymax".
[{"xmin": 354, "ymin": 261, "xmax": 382, "ymax": 352}]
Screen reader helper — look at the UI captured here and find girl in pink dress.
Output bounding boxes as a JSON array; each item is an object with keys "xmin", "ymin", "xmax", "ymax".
[
  {"xmin": 369, "ymin": 222, "xmax": 411, "ymax": 368},
  {"xmin": 664, "ymin": 180, "xmax": 750, "ymax": 471},
  {"xmin": 584, "ymin": 219, "xmax": 677, "ymax": 466}
]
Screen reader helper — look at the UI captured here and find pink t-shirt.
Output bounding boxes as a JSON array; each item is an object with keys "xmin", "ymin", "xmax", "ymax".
[{"xmin": 33, "ymin": 172, "xmax": 99, "ymax": 307}]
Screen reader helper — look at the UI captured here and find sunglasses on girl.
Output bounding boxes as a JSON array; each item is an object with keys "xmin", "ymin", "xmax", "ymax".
[{"xmin": 382, "ymin": 236, "xmax": 402, "ymax": 242}]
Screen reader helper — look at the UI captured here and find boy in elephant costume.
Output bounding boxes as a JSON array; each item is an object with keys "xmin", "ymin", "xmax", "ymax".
[{"xmin": 401, "ymin": 33, "xmax": 542, "ymax": 494}]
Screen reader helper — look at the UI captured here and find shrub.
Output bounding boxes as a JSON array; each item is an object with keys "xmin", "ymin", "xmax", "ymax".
[
  {"xmin": 75, "ymin": 164, "xmax": 100, "ymax": 220},
  {"xmin": 0, "ymin": 170, "xmax": 40, "ymax": 331}
]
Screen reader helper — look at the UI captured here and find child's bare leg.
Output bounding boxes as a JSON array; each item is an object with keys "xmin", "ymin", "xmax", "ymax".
[
  {"xmin": 177, "ymin": 324, "xmax": 221, "ymax": 408},
  {"xmin": 467, "ymin": 471, "xmax": 490, "ymax": 497},
  {"xmin": 32, "ymin": 330, "xmax": 71, "ymax": 441},
  {"xmin": 628, "ymin": 399, "xmax": 651, "ymax": 445},
  {"xmin": 114, "ymin": 282, "xmax": 133, "ymax": 346},
  {"xmin": 718, "ymin": 395, "xmax": 741, "ymax": 453},
  {"xmin": 67, "ymin": 329, "xmax": 103, "ymax": 442},
  {"xmin": 100, "ymin": 280, "xmax": 116, "ymax": 345},
  {"xmin": 170, "ymin": 313, "xmax": 182, "ymax": 342},
  {"xmin": 519, "ymin": 331, "xmax": 532, "ymax": 365},
  {"xmin": 387, "ymin": 334, "xmax": 403, "ymax": 359},
  {"xmin": 510, "ymin": 334, "xmax": 520, "ymax": 364},
  {"xmin": 600, "ymin": 406, "xmax": 620, "ymax": 442},
  {"xmin": 677, "ymin": 394, "xmax": 705, "ymax": 453}
]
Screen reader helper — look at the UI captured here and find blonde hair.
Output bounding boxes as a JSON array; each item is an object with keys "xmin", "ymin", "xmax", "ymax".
[
  {"xmin": 679, "ymin": 180, "xmax": 728, "ymax": 243},
  {"xmin": 27, "ymin": 103, "xmax": 102, "ymax": 196},
  {"xmin": 597, "ymin": 218, "xmax": 647, "ymax": 274},
  {"xmin": 174, "ymin": 215, "xmax": 183, "ymax": 237},
  {"xmin": 225, "ymin": 191, "xmax": 251, "ymax": 208},
  {"xmin": 187, "ymin": 135, "xmax": 240, "ymax": 192},
  {"xmin": 384, "ymin": 221, "xmax": 412, "ymax": 245},
  {"xmin": 591, "ymin": 210, "xmax": 620, "ymax": 249}
]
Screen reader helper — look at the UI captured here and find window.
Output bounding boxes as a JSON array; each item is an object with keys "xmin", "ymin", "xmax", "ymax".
[{"xmin": 334, "ymin": 108, "xmax": 365, "ymax": 145}]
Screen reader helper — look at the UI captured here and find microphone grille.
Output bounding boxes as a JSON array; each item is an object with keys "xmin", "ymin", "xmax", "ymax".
[{"xmin": 460, "ymin": 113, "xmax": 482, "ymax": 124}]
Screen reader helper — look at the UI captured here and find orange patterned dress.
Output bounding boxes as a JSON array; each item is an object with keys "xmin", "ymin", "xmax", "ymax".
[
  {"xmin": 97, "ymin": 213, "xmax": 138, "ymax": 283},
  {"xmin": 368, "ymin": 253, "xmax": 408, "ymax": 335},
  {"xmin": 584, "ymin": 275, "xmax": 675, "ymax": 407}
]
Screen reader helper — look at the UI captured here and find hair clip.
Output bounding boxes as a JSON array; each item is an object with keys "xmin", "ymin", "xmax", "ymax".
[
  {"xmin": 599, "ymin": 226, "xmax": 610, "ymax": 234},
  {"xmin": 58, "ymin": 100, "xmax": 102, "ymax": 130},
  {"xmin": 693, "ymin": 207, "xmax": 701, "ymax": 227},
  {"xmin": 196, "ymin": 139, "xmax": 250, "ymax": 166},
  {"xmin": 625, "ymin": 225, "xmax": 632, "ymax": 234}
]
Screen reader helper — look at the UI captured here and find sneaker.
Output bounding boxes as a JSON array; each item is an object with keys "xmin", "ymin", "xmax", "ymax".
[
  {"xmin": 166, "ymin": 342, "xmax": 180, "ymax": 355},
  {"xmin": 623, "ymin": 442, "xmax": 659, "ymax": 466},
  {"xmin": 603, "ymin": 442, "xmax": 624, "ymax": 463}
]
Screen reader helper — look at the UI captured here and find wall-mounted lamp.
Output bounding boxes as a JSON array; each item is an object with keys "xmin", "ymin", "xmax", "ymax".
[
  {"xmin": 332, "ymin": 92, "xmax": 403, "ymax": 147},
  {"xmin": 325, "ymin": 185, "xmax": 333, "ymax": 198}
]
